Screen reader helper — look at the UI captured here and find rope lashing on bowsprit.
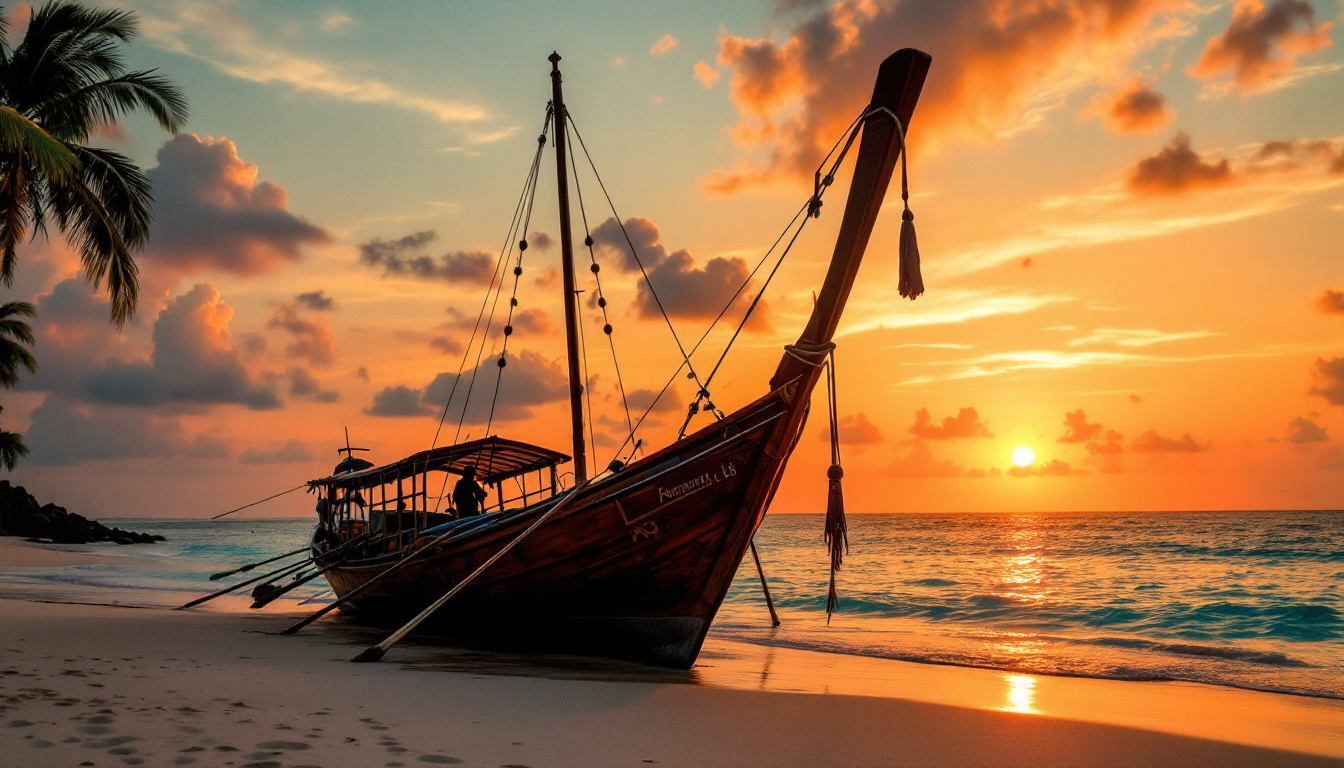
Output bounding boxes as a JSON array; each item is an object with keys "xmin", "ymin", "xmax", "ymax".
[{"xmin": 783, "ymin": 340, "xmax": 847, "ymax": 622}]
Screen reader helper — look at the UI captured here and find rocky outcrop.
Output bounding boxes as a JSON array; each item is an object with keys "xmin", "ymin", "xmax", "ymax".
[{"xmin": 0, "ymin": 481, "xmax": 164, "ymax": 544}]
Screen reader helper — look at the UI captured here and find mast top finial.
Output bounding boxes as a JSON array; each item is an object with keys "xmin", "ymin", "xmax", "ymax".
[{"xmin": 549, "ymin": 51, "xmax": 561, "ymax": 68}]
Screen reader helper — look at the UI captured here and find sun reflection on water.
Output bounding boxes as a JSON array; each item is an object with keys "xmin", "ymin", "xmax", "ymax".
[{"xmin": 1001, "ymin": 673, "xmax": 1039, "ymax": 714}]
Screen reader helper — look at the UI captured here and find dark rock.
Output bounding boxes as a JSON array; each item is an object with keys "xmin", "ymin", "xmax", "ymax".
[{"xmin": 0, "ymin": 481, "xmax": 162, "ymax": 544}]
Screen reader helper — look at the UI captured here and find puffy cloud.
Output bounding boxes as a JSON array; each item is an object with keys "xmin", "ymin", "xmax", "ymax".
[
  {"xmin": 23, "ymin": 396, "xmax": 186, "ymax": 465},
  {"xmin": 288, "ymin": 367, "xmax": 340, "ymax": 403},
  {"xmin": 527, "ymin": 231, "xmax": 555, "ymax": 252},
  {"xmin": 706, "ymin": 0, "xmax": 1197, "ymax": 192},
  {"xmin": 590, "ymin": 216, "xmax": 770, "ymax": 329},
  {"xmin": 1008, "ymin": 459, "xmax": 1085, "ymax": 477},
  {"xmin": 144, "ymin": 135, "xmax": 331, "ymax": 276},
  {"xmin": 295, "ymin": 290, "xmax": 335, "ymax": 311},
  {"xmin": 1085, "ymin": 429, "xmax": 1126, "ymax": 473},
  {"xmin": 20, "ymin": 279, "xmax": 123, "ymax": 394},
  {"xmin": 239, "ymin": 439, "xmax": 316, "ymax": 465},
  {"xmin": 1130, "ymin": 430, "xmax": 1210, "ymax": 452},
  {"xmin": 890, "ymin": 441, "xmax": 971, "ymax": 478},
  {"xmin": 366, "ymin": 350, "xmax": 569, "ymax": 424},
  {"xmin": 909, "ymin": 407, "xmax": 992, "ymax": 440},
  {"xmin": 1317, "ymin": 289, "xmax": 1344, "ymax": 314},
  {"xmin": 268, "ymin": 303, "xmax": 335, "ymax": 367},
  {"xmin": 1126, "ymin": 133, "xmax": 1234, "ymax": 195},
  {"xmin": 83, "ymin": 285, "xmax": 281, "ymax": 410},
  {"xmin": 364, "ymin": 385, "xmax": 430, "ymax": 418},
  {"xmin": 1187, "ymin": 0, "xmax": 1334, "ymax": 94},
  {"xmin": 1057, "ymin": 410, "xmax": 1103, "ymax": 443},
  {"xmin": 430, "ymin": 335, "xmax": 465, "ymax": 356},
  {"xmin": 650, "ymin": 34, "xmax": 678, "ymax": 56},
  {"xmin": 1308, "ymin": 357, "xmax": 1344, "ymax": 405},
  {"xmin": 694, "ymin": 61, "xmax": 721, "ymax": 88},
  {"xmin": 358, "ymin": 230, "xmax": 497, "ymax": 285},
  {"xmin": 819, "ymin": 412, "xmax": 883, "ymax": 445},
  {"xmin": 1286, "ymin": 416, "xmax": 1329, "ymax": 443},
  {"xmin": 1081, "ymin": 78, "xmax": 1174, "ymax": 134},
  {"xmin": 424, "ymin": 350, "xmax": 569, "ymax": 424},
  {"xmin": 509, "ymin": 309, "xmax": 554, "ymax": 337}
]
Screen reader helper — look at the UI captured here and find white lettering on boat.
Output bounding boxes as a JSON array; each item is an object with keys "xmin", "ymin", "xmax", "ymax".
[{"xmin": 656, "ymin": 461, "xmax": 738, "ymax": 504}]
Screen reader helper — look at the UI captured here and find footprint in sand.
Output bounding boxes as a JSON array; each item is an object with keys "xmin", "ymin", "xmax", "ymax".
[
  {"xmin": 78, "ymin": 725, "xmax": 112, "ymax": 734},
  {"xmin": 255, "ymin": 740, "xmax": 311, "ymax": 750},
  {"xmin": 7, "ymin": 719, "xmax": 33, "ymax": 727},
  {"xmin": 239, "ymin": 763, "xmax": 282, "ymax": 768},
  {"xmin": 31, "ymin": 739, "xmax": 55, "ymax": 748},
  {"xmin": 416, "ymin": 757, "xmax": 464, "ymax": 764},
  {"xmin": 171, "ymin": 760, "xmax": 195, "ymax": 766},
  {"xmin": 85, "ymin": 715, "xmax": 114, "ymax": 724}
]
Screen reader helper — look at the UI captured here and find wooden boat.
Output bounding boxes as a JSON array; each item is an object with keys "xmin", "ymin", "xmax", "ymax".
[{"xmin": 307, "ymin": 48, "xmax": 931, "ymax": 668}]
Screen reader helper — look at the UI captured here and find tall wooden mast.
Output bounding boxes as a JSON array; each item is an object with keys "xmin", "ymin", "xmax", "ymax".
[{"xmin": 549, "ymin": 52, "xmax": 588, "ymax": 483}]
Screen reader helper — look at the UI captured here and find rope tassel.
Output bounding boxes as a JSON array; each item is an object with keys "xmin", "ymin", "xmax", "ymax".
[
  {"xmin": 893, "ymin": 114, "xmax": 924, "ymax": 300},
  {"xmin": 823, "ymin": 348, "xmax": 848, "ymax": 623}
]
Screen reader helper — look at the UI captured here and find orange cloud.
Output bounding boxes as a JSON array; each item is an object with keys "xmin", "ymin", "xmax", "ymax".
[
  {"xmin": 1308, "ymin": 357, "xmax": 1344, "ymax": 405},
  {"xmin": 819, "ymin": 412, "xmax": 883, "ymax": 445},
  {"xmin": 650, "ymin": 34, "xmax": 678, "ymax": 56},
  {"xmin": 909, "ymin": 407, "xmax": 992, "ymax": 440},
  {"xmin": 890, "ymin": 441, "xmax": 970, "ymax": 478},
  {"xmin": 1317, "ymin": 289, "xmax": 1344, "ymax": 314},
  {"xmin": 1082, "ymin": 77, "xmax": 1174, "ymax": 134},
  {"xmin": 1188, "ymin": 0, "xmax": 1334, "ymax": 94},
  {"xmin": 1285, "ymin": 416, "xmax": 1330, "ymax": 443},
  {"xmin": 1130, "ymin": 430, "xmax": 1210, "ymax": 452},
  {"xmin": 1086, "ymin": 430, "xmax": 1126, "ymax": 473},
  {"xmin": 694, "ymin": 61, "xmax": 720, "ymax": 89},
  {"xmin": 144, "ymin": 135, "xmax": 331, "ymax": 277},
  {"xmin": 707, "ymin": 0, "xmax": 1196, "ymax": 192},
  {"xmin": 1126, "ymin": 133, "xmax": 1234, "ymax": 195},
  {"xmin": 1008, "ymin": 459, "xmax": 1085, "ymax": 477},
  {"xmin": 1057, "ymin": 410, "xmax": 1104, "ymax": 443}
]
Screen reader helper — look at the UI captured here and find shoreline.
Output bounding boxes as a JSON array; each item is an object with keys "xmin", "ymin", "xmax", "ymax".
[
  {"xmin": 1, "ymin": 598, "xmax": 1341, "ymax": 767},
  {"xmin": 3, "ymin": 536, "xmax": 1342, "ymax": 765}
]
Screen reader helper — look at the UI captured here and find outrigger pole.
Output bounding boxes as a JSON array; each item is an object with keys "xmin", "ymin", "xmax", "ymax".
[{"xmin": 550, "ymin": 51, "xmax": 588, "ymax": 484}]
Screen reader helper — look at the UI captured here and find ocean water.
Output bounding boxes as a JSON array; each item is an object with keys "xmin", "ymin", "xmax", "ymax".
[{"xmin": 1, "ymin": 511, "xmax": 1339, "ymax": 699}]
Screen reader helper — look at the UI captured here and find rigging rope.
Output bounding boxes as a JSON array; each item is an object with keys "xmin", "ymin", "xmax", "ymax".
[
  {"xmin": 565, "ymin": 118, "xmax": 634, "ymax": 437},
  {"xmin": 565, "ymin": 112, "xmax": 710, "ymax": 401},
  {"xmin": 428, "ymin": 106, "xmax": 553, "ymax": 514}
]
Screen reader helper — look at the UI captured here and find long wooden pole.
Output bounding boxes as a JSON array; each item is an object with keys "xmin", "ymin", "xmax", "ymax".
[
  {"xmin": 549, "ymin": 51, "xmax": 587, "ymax": 483},
  {"xmin": 350, "ymin": 480, "xmax": 591, "ymax": 663},
  {"xmin": 749, "ymin": 539, "xmax": 781, "ymax": 627},
  {"xmin": 208, "ymin": 546, "xmax": 308, "ymax": 581}
]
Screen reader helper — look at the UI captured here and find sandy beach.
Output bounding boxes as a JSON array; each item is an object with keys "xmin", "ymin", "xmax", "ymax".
[{"xmin": 2, "ymin": 541, "xmax": 1342, "ymax": 768}]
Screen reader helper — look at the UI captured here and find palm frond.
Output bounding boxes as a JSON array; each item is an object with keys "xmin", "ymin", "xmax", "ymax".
[
  {"xmin": 0, "ymin": 336, "xmax": 37, "ymax": 386},
  {"xmin": 36, "ymin": 69, "xmax": 188, "ymax": 139},
  {"xmin": 0, "ymin": 105, "xmax": 78, "ymax": 179},
  {"xmin": 0, "ymin": 429, "xmax": 29, "ymax": 471},
  {"xmin": 0, "ymin": 300, "xmax": 37, "ymax": 345},
  {"xmin": 47, "ymin": 167, "xmax": 138, "ymax": 326}
]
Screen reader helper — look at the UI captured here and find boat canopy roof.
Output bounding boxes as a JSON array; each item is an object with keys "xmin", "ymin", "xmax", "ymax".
[{"xmin": 310, "ymin": 436, "xmax": 570, "ymax": 490}]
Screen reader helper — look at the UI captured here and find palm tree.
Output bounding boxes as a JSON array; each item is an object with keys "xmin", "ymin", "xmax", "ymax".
[
  {"xmin": 0, "ymin": 299, "xmax": 34, "ymax": 470},
  {"xmin": 0, "ymin": 2, "xmax": 188, "ymax": 326}
]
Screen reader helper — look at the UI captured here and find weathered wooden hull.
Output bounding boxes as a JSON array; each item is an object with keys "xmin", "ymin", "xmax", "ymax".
[{"xmin": 319, "ymin": 381, "xmax": 814, "ymax": 668}]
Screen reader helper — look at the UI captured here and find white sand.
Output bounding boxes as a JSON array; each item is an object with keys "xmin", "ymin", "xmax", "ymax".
[{"xmin": 1, "ymin": 596, "xmax": 1339, "ymax": 768}]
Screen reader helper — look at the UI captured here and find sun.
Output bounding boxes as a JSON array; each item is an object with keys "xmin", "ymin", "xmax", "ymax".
[{"xmin": 1011, "ymin": 446, "xmax": 1035, "ymax": 467}]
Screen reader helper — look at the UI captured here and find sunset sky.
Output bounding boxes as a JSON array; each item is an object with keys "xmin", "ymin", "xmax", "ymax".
[{"xmin": 5, "ymin": 0, "xmax": 1343, "ymax": 518}]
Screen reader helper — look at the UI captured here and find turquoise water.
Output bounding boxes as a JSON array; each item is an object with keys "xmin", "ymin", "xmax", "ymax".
[{"xmin": 1, "ymin": 511, "xmax": 1339, "ymax": 699}]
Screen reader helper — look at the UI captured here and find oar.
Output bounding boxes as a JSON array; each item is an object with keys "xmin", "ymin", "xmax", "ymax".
[
  {"xmin": 750, "ymin": 539, "xmax": 781, "ymax": 627},
  {"xmin": 209, "ymin": 546, "xmax": 309, "ymax": 581},
  {"xmin": 251, "ymin": 556, "xmax": 349, "ymax": 609},
  {"xmin": 180, "ymin": 533, "xmax": 369, "ymax": 611},
  {"xmin": 177, "ymin": 558, "xmax": 312, "ymax": 610},
  {"xmin": 297, "ymin": 588, "xmax": 332, "ymax": 606},
  {"xmin": 351, "ymin": 480, "xmax": 592, "ymax": 663}
]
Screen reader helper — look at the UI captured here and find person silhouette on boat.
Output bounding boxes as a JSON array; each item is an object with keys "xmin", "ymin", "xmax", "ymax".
[{"xmin": 453, "ymin": 465, "xmax": 488, "ymax": 519}]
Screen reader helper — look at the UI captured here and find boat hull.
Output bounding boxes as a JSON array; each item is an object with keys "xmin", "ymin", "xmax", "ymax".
[{"xmin": 319, "ymin": 386, "xmax": 806, "ymax": 668}]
